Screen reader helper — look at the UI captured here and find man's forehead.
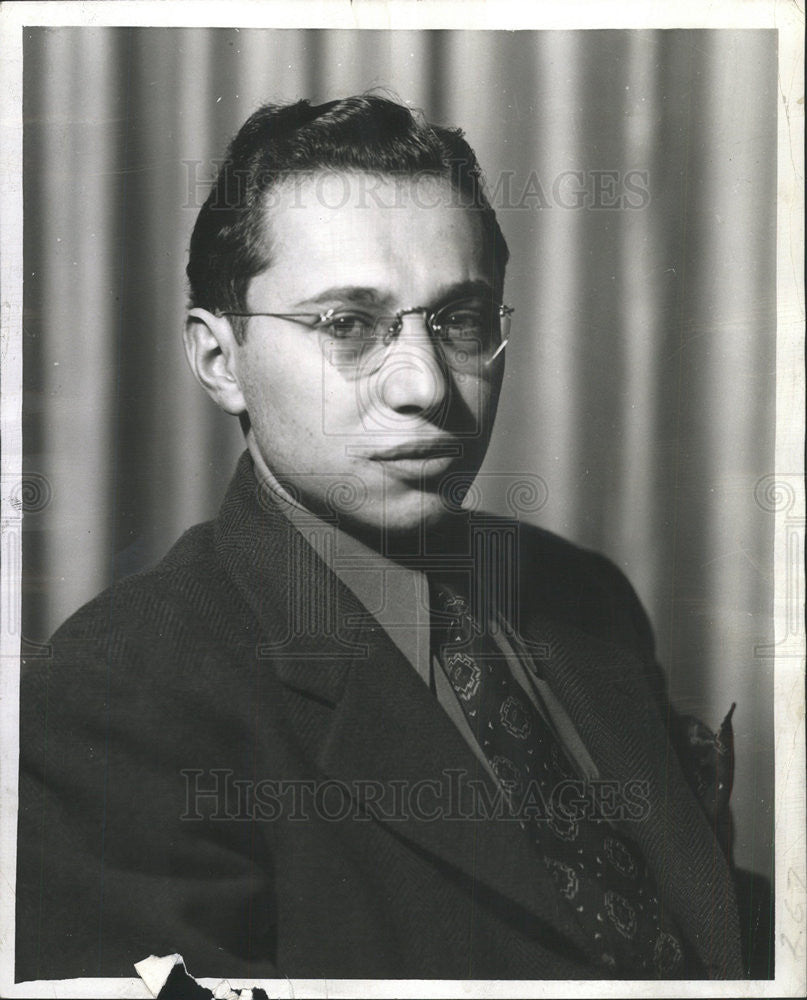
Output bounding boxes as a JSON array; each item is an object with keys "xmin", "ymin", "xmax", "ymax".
[{"xmin": 252, "ymin": 170, "xmax": 493, "ymax": 304}]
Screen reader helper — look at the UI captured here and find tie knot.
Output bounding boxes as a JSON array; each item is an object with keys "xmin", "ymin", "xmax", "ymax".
[
  {"xmin": 427, "ymin": 571, "xmax": 468, "ymax": 610},
  {"xmin": 427, "ymin": 572, "xmax": 478, "ymax": 645}
]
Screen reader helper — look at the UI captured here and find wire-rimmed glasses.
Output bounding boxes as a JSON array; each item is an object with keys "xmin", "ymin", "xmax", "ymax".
[{"xmin": 219, "ymin": 297, "xmax": 513, "ymax": 380}]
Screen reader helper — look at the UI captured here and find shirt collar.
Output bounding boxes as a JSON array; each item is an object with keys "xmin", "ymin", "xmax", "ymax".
[{"xmin": 250, "ymin": 454, "xmax": 430, "ymax": 680}]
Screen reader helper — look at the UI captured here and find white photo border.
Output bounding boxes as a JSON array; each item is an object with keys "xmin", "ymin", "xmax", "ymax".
[{"xmin": 1, "ymin": 2, "xmax": 803, "ymax": 998}]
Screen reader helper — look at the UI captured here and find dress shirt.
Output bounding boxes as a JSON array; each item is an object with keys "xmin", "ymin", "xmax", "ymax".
[{"xmin": 254, "ymin": 462, "xmax": 599, "ymax": 784}]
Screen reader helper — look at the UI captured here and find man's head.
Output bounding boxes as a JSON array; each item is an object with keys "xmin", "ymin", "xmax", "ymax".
[{"xmin": 184, "ymin": 95, "xmax": 510, "ymax": 543}]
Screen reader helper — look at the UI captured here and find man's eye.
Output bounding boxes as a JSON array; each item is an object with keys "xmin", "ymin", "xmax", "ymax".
[
  {"xmin": 441, "ymin": 310, "xmax": 486, "ymax": 336},
  {"xmin": 445, "ymin": 309, "xmax": 480, "ymax": 324},
  {"xmin": 326, "ymin": 313, "xmax": 377, "ymax": 340}
]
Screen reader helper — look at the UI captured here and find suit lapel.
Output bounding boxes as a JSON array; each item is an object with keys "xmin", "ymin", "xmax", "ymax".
[
  {"xmin": 214, "ymin": 455, "xmax": 597, "ymax": 964},
  {"xmin": 520, "ymin": 609, "xmax": 744, "ymax": 978}
]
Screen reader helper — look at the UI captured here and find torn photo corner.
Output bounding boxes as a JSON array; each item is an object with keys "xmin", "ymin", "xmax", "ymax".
[{"xmin": 135, "ymin": 954, "xmax": 268, "ymax": 1000}]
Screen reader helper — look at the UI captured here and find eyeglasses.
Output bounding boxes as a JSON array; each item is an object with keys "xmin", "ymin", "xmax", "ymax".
[{"xmin": 219, "ymin": 297, "xmax": 513, "ymax": 380}]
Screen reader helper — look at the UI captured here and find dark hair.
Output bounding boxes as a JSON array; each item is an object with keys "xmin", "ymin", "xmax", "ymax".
[{"xmin": 186, "ymin": 95, "xmax": 509, "ymax": 340}]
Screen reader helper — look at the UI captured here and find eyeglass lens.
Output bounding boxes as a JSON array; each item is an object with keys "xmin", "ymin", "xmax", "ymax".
[{"xmin": 321, "ymin": 299, "xmax": 509, "ymax": 379}]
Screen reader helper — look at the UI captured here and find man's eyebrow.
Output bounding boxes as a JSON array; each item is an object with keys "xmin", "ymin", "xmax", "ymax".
[
  {"xmin": 292, "ymin": 287, "xmax": 393, "ymax": 308},
  {"xmin": 293, "ymin": 280, "xmax": 497, "ymax": 309},
  {"xmin": 431, "ymin": 279, "xmax": 497, "ymax": 302}
]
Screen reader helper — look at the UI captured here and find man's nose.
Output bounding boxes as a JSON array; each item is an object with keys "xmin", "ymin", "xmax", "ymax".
[{"xmin": 374, "ymin": 314, "xmax": 449, "ymax": 416}]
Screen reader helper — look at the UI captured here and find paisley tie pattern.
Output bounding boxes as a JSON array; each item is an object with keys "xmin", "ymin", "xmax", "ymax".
[{"xmin": 428, "ymin": 574, "xmax": 689, "ymax": 978}]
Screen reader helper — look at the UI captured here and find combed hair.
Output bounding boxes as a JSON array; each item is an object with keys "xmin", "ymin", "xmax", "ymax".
[{"xmin": 186, "ymin": 95, "xmax": 509, "ymax": 340}]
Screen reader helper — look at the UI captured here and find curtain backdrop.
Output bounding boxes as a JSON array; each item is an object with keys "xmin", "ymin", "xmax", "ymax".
[{"xmin": 21, "ymin": 27, "xmax": 777, "ymax": 878}]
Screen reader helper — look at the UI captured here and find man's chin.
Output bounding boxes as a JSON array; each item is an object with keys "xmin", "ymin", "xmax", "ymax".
[
  {"xmin": 332, "ymin": 487, "xmax": 464, "ymax": 549},
  {"xmin": 383, "ymin": 500, "xmax": 454, "ymax": 536}
]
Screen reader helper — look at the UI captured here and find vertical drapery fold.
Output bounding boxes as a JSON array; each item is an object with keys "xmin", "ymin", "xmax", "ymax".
[
  {"xmin": 22, "ymin": 27, "xmax": 776, "ymax": 877},
  {"xmin": 529, "ymin": 32, "xmax": 585, "ymax": 533},
  {"xmin": 616, "ymin": 31, "xmax": 662, "ymax": 616},
  {"xmin": 39, "ymin": 29, "xmax": 122, "ymax": 631}
]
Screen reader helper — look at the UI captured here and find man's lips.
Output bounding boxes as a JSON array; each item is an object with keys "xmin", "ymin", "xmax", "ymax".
[
  {"xmin": 364, "ymin": 440, "xmax": 464, "ymax": 481},
  {"xmin": 367, "ymin": 439, "xmax": 462, "ymax": 461}
]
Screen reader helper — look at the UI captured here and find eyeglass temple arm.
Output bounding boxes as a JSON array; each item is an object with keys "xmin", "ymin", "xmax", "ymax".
[
  {"xmin": 218, "ymin": 310, "xmax": 334, "ymax": 326},
  {"xmin": 484, "ymin": 305, "xmax": 513, "ymax": 364}
]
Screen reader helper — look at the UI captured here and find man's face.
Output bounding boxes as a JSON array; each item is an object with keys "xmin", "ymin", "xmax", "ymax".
[{"xmin": 231, "ymin": 172, "xmax": 505, "ymax": 539}]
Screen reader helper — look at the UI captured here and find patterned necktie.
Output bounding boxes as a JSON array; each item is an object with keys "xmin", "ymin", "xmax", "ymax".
[{"xmin": 428, "ymin": 572, "xmax": 690, "ymax": 978}]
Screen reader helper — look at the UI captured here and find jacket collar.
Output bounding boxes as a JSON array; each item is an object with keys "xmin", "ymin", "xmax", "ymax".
[{"xmin": 214, "ymin": 452, "xmax": 743, "ymax": 977}]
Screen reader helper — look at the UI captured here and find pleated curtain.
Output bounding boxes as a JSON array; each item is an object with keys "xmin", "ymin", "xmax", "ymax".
[{"xmin": 21, "ymin": 27, "xmax": 777, "ymax": 878}]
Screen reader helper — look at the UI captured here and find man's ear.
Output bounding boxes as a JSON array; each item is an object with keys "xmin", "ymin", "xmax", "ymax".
[{"xmin": 183, "ymin": 308, "xmax": 246, "ymax": 416}]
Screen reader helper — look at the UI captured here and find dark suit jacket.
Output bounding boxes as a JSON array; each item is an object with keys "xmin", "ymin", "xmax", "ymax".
[{"xmin": 17, "ymin": 453, "xmax": 757, "ymax": 982}]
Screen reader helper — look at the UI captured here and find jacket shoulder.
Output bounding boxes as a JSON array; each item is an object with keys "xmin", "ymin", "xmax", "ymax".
[
  {"xmin": 510, "ymin": 519, "xmax": 657, "ymax": 662},
  {"xmin": 42, "ymin": 519, "xmax": 255, "ymax": 666}
]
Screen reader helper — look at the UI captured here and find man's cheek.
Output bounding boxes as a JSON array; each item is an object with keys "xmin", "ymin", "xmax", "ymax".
[{"xmin": 321, "ymin": 383, "xmax": 374, "ymax": 437}]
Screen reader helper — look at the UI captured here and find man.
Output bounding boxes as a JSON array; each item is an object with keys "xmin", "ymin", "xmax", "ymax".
[{"xmin": 16, "ymin": 95, "xmax": 765, "ymax": 983}]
